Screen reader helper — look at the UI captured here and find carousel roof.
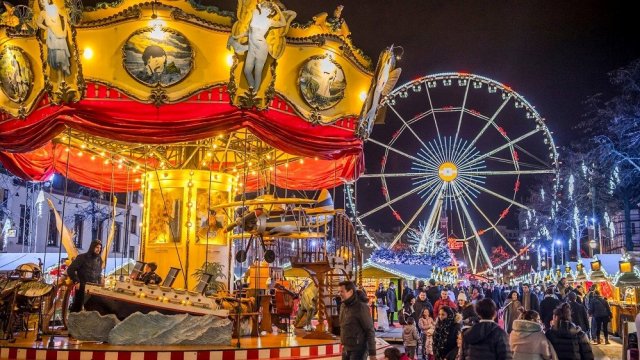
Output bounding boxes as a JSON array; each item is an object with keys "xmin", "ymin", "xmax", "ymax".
[{"xmin": 0, "ymin": 0, "xmax": 395, "ymax": 191}]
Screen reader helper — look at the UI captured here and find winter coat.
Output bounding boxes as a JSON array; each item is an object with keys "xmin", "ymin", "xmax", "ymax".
[
  {"xmin": 509, "ymin": 320, "xmax": 557, "ymax": 360},
  {"xmin": 427, "ymin": 286, "xmax": 441, "ymax": 306},
  {"xmin": 387, "ymin": 286, "xmax": 398, "ymax": 312},
  {"xmin": 400, "ymin": 303, "xmax": 415, "ymax": 325},
  {"xmin": 434, "ymin": 321, "xmax": 460, "ymax": 360},
  {"xmin": 539, "ymin": 296, "xmax": 561, "ymax": 330},
  {"xmin": 545, "ymin": 320, "xmax": 594, "ymax": 360},
  {"xmin": 66, "ymin": 240, "xmax": 103, "ymax": 284},
  {"xmin": 588, "ymin": 295, "xmax": 611, "ymax": 319},
  {"xmin": 461, "ymin": 321, "xmax": 512, "ymax": 360},
  {"xmin": 522, "ymin": 291, "xmax": 541, "ymax": 313},
  {"xmin": 339, "ymin": 291, "xmax": 376, "ymax": 356},
  {"xmin": 402, "ymin": 286, "xmax": 413, "ymax": 304},
  {"xmin": 419, "ymin": 316, "xmax": 435, "ymax": 355},
  {"xmin": 375, "ymin": 288, "xmax": 387, "ymax": 306},
  {"xmin": 502, "ymin": 300, "xmax": 522, "ymax": 334},
  {"xmin": 568, "ymin": 300, "xmax": 590, "ymax": 333},
  {"xmin": 415, "ymin": 297, "xmax": 434, "ymax": 322},
  {"xmin": 140, "ymin": 271, "xmax": 162, "ymax": 285},
  {"xmin": 403, "ymin": 323, "xmax": 419, "ymax": 347},
  {"xmin": 433, "ymin": 298, "xmax": 458, "ymax": 318}
]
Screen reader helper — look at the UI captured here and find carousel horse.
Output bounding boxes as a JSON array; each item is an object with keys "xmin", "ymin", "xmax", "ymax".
[{"xmin": 293, "ymin": 280, "xmax": 317, "ymax": 331}]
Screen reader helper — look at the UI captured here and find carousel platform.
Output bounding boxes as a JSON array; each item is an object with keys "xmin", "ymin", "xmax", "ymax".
[{"xmin": 0, "ymin": 332, "xmax": 392, "ymax": 360}]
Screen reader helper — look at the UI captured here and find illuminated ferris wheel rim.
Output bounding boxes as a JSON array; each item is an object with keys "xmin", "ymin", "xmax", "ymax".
[{"xmin": 352, "ymin": 71, "xmax": 560, "ymax": 275}]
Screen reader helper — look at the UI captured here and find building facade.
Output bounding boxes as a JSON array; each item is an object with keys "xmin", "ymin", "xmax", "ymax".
[
  {"xmin": 607, "ymin": 209, "xmax": 640, "ymax": 254},
  {"xmin": 0, "ymin": 170, "xmax": 142, "ymax": 260}
]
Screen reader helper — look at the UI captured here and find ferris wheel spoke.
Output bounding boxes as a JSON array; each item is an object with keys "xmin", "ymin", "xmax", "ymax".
[
  {"xmin": 425, "ymin": 86, "xmax": 442, "ymax": 141},
  {"xmin": 485, "ymin": 156, "xmax": 550, "ymax": 170},
  {"xmin": 456, "ymin": 186, "xmax": 519, "ymax": 254},
  {"xmin": 514, "ymin": 144, "xmax": 555, "ymax": 168},
  {"xmin": 458, "ymin": 177, "xmax": 530, "ymax": 210},
  {"xmin": 462, "ymin": 169, "xmax": 556, "ymax": 176},
  {"xmin": 455, "ymin": 147, "xmax": 482, "ymax": 171},
  {"xmin": 389, "ymin": 182, "xmax": 446, "ymax": 248},
  {"xmin": 451, "ymin": 190, "xmax": 476, "ymax": 273},
  {"xmin": 457, "ymin": 95, "xmax": 513, "ymax": 162},
  {"xmin": 389, "ymin": 105, "xmax": 429, "ymax": 150},
  {"xmin": 360, "ymin": 172, "xmax": 430, "ymax": 178},
  {"xmin": 454, "ymin": 178, "xmax": 482, "ymax": 198},
  {"xmin": 359, "ymin": 179, "xmax": 436, "ymax": 219},
  {"xmin": 464, "ymin": 128, "xmax": 541, "ymax": 168},
  {"xmin": 450, "ymin": 182, "xmax": 493, "ymax": 269},
  {"xmin": 368, "ymin": 138, "xmax": 432, "ymax": 167},
  {"xmin": 453, "ymin": 82, "xmax": 471, "ymax": 149},
  {"xmin": 426, "ymin": 138, "xmax": 446, "ymax": 165},
  {"xmin": 417, "ymin": 149, "xmax": 443, "ymax": 169}
]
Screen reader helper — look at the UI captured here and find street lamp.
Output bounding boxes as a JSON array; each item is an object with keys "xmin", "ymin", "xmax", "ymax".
[
  {"xmin": 589, "ymin": 239, "xmax": 597, "ymax": 258},
  {"xmin": 555, "ymin": 239, "xmax": 564, "ymax": 265}
]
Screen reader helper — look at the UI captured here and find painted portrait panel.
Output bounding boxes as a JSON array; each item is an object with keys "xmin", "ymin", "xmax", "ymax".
[
  {"xmin": 298, "ymin": 55, "xmax": 346, "ymax": 111},
  {"xmin": 123, "ymin": 28, "xmax": 193, "ymax": 87},
  {"xmin": 0, "ymin": 47, "xmax": 34, "ymax": 103},
  {"xmin": 195, "ymin": 188, "xmax": 228, "ymax": 245},
  {"xmin": 148, "ymin": 188, "xmax": 182, "ymax": 244}
]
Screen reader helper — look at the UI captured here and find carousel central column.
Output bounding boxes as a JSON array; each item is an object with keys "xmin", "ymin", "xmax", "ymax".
[{"xmin": 141, "ymin": 169, "xmax": 235, "ymax": 290}]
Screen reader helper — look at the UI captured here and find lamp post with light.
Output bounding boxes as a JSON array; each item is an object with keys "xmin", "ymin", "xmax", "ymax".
[{"xmin": 555, "ymin": 239, "xmax": 564, "ymax": 265}]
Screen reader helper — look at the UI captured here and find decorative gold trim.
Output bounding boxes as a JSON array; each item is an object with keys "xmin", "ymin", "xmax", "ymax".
[
  {"xmin": 121, "ymin": 26, "xmax": 194, "ymax": 89},
  {"xmin": 286, "ymin": 33, "xmax": 373, "ymax": 74},
  {"xmin": 149, "ymin": 85, "xmax": 168, "ymax": 107}
]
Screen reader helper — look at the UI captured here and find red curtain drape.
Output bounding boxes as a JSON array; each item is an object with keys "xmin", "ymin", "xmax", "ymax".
[{"xmin": 0, "ymin": 83, "xmax": 364, "ymax": 191}]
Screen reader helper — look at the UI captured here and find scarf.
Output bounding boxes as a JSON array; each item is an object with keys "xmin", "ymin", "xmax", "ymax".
[
  {"xmin": 523, "ymin": 291, "xmax": 531, "ymax": 310},
  {"xmin": 433, "ymin": 307, "xmax": 456, "ymax": 359}
]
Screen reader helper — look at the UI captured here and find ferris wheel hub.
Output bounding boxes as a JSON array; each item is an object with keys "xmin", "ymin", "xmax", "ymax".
[{"xmin": 438, "ymin": 162, "xmax": 458, "ymax": 182}]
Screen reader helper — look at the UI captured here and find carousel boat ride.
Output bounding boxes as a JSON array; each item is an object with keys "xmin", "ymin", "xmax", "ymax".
[{"xmin": 0, "ymin": 0, "xmax": 398, "ymax": 358}]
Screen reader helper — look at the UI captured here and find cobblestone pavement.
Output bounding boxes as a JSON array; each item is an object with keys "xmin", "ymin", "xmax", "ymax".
[{"xmin": 592, "ymin": 337, "xmax": 623, "ymax": 360}]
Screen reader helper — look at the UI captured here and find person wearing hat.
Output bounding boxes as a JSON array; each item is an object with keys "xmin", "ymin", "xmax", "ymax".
[
  {"xmin": 67, "ymin": 240, "xmax": 103, "ymax": 312},
  {"xmin": 140, "ymin": 262, "xmax": 163, "ymax": 285},
  {"xmin": 457, "ymin": 292, "xmax": 469, "ymax": 310}
]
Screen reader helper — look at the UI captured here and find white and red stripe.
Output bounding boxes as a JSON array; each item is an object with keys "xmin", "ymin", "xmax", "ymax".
[{"xmin": 0, "ymin": 340, "xmax": 391, "ymax": 360}]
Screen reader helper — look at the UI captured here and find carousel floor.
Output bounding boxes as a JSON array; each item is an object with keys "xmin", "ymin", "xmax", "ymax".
[{"xmin": 0, "ymin": 331, "xmax": 392, "ymax": 360}]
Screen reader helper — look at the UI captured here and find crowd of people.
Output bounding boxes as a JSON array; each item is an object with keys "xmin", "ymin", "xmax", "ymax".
[{"xmin": 372, "ymin": 277, "xmax": 612, "ymax": 360}]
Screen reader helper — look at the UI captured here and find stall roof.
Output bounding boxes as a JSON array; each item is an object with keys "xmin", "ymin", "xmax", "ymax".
[
  {"xmin": 362, "ymin": 261, "xmax": 433, "ymax": 280},
  {"xmin": 594, "ymin": 254, "xmax": 622, "ymax": 276}
]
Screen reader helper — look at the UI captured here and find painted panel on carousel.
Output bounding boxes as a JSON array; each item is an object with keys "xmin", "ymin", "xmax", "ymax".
[
  {"xmin": 123, "ymin": 27, "xmax": 193, "ymax": 88},
  {"xmin": 298, "ymin": 54, "xmax": 346, "ymax": 112},
  {"xmin": 357, "ymin": 46, "xmax": 402, "ymax": 139},
  {"xmin": 227, "ymin": 0, "xmax": 296, "ymax": 109},
  {"xmin": 34, "ymin": 0, "xmax": 84, "ymax": 104},
  {"xmin": 0, "ymin": 46, "xmax": 34, "ymax": 103}
]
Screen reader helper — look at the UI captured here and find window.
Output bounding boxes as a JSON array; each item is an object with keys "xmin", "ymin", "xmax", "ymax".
[
  {"xmin": 129, "ymin": 245, "xmax": 136, "ymax": 259},
  {"xmin": 1, "ymin": 188, "xmax": 8, "ymax": 208},
  {"xmin": 130, "ymin": 215, "xmax": 137, "ymax": 235},
  {"xmin": 74, "ymin": 215, "xmax": 84, "ymax": 249},
  {"xmin": 633, "ymin": 223, "xmax": 637, "ymax": 235},
  {"xmin": 132, "ymin": 191, "xmax": 139, "ymax": 204},
  {"xmin": 47, "ymin": 210, "xmax": 57, "ymax": 247},
  {"xmin": 113, "ymin": 222, "xmax": 122, "ymax": 253}
]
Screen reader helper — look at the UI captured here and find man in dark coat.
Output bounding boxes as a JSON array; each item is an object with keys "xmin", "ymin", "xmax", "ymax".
[
  {"xmin": 140, "ymin": 262, "xmax": 162, "ymax": 285},
  {"xmin": 67, "ymin": 240, "xmax": 103, "ymax": 312},
  {"xmin": 460, "ymin": 298, "xmax": 513, "ymax": 360},
  {"xmin": 386, "ymin": 281, "xmax": 398, "ymax": 326},
  {"xmin": 567, "ymin": 291, "xmax": 590, "ymax": 335},
  {"xmin": 426, "ymin": 278, "xmax": 440, "ymax": 306},
  {"xmin": 413, "ymin": 290, "xmax": 433, "ymax": 323},
  {"xmin": 539, "ymin": 287, "xmax": 561, "ymax": 331},
  {"xmin": 414, "ymin": 280, "xmax": 426, "ymax": 297},
  {"xmin": 338, "ymin": 280, "xmax": 377, "ymax": 360},
  {"xmin": 521, "ymin": 283, "xmax": 540, "ymax": 313},
  {"xmin": 402, "ymin": 281, "xmax": 413, "ymax": 304},
  {"xmin": 589, "ymin": 290, "xmax": 612, "ymax": 344}
]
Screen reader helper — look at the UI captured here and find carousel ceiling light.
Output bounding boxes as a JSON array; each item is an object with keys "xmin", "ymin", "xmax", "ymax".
[
  {"xmin": 359, "ymin": 91, "xmax": 367, "ymax": 101},
  {"xmin": 90, "ymin": 155, "xmax": 96, "ymax": 161},
  {"xmin": 226, "ymin": 53, "xmax": 234, "ymax": 67},
  {"xmin": 83, "ymin": 47, "xmax": 93, "ymax": 60}
]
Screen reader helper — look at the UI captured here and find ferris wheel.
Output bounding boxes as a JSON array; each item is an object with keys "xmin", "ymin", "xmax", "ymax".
[{"xmin": 349, "ymin": 73, "xmax": 559, "ymax": 274}]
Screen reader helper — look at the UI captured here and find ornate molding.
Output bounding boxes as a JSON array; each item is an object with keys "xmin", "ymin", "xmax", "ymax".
[{"xmin": 149, "ymin": 85, "xmax": 168, "ymax": 107}]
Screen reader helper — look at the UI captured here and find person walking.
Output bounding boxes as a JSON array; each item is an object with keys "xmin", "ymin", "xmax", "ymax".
[
  {"xmin": 403, "ymin": 281, "xmax": 414, "ymax": 304},
  {"xmin": 539, "ymin": 288, "xmax": 561, "ymax": 331},
  {"xmin": 338, "ymin": 281, "xmax": 377, "ymax": 360},
  {"xmin": 433, "ymin": 306, "xmax": 460, "ymax": 360},
  {"xmin": 426, "ymin": 279, "xmax": 441, "ymax": 306},
  {"xmin": 509, "ymin": 310, "xmax": 557, "ymax": 360},
  {"xmin": 388, "ymin": 282, "xmax": 398, "ymax": 327},
  {"xmin": 588, "ymin": 290, "xmax": 612, "ymax": 345},
  {"xmin": 502, "ymin": 290, "xmax": 522, "ymax": 334},
  {"xmin": 403, "ymin": 317, "xmax": 420, "ymax": 359},
  {"xmin": 401, "ymin": 294, "xmax": 416, "ymax": 325},
  {"xmin": 414, "ymin": 290, "xmax": 434, "ymax": 323},
  {"xmin": 567, "ymin": 292, "xmax": 589, "ymax": 337},
  {"xmin": 460, "ymin": 298, "xmax": 513, "ymax": 360},
  {"xmin": 521, "ymin": 283, "xmax": 540, "ymax": 313},
  {"xmin": 546, "ymin": 303, "xmax": 594, "ymax": 360},
  {"xmin": 67, "ymin": 240, "xmax": 103, "ymax": 312},
  {"xmin": 376, "ymin": 282, "xmax": 389, "ymax": 331},
  {"xmin": 433, "ymin": 290, "xmax": 457, "ymax": 317}
]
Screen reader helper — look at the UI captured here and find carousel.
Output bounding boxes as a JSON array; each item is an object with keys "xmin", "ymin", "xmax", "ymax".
[{"xmin": 0, "ymin": 0, "xmax": 395, "ymax": 358}]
